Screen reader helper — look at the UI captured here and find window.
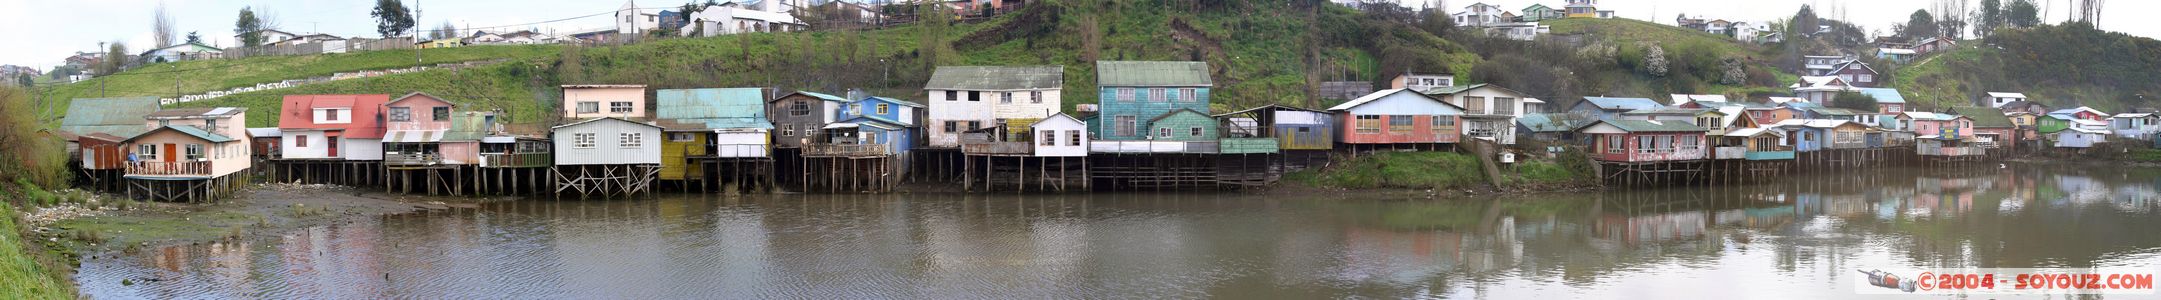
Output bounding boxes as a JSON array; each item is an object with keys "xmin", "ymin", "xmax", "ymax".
[
  {"xmin": 1158, "ymin": 128, "xmax": 1172, "ymax": 138},
  {"xmin": 789, "ymin": 101, "xmax": 810, "ymax": 116},
  {"xmin": 1637, "ymin": 136, "xmax": 1654, "ymax": 153},
  {"xmin": 1606, "ymin": 135, "xmax": 1623, "ymax": 154},
  {"xmin": 1297, "ymin": 127, "xmax": 1312, "ymax": 133},
  {"xmin": 1388, "ymin": 115, "xmax": 1414, "ymax": 132},
  {"xmin": 1040, "ymin": 130, "xmax": 1056, "ymax": 146},
  {"xmin": 1356, "ymin": 115, "xmax": 1382, "ymax": 134},
  {"xmin": 295, "ymin": 135, "xmax": 308, "ymax": 147},
  {"xmin": 1656, "ymin": 135, "xmax": 1674, "ymax": 153},
  {"xmin": 1115, "ymin": 116, "xmax": 1137, "ymax": 136},
  {"xmin": 782, "ymin": 124, "xmax": 796, "ymax": 136},
  {"xmin": 969, "ymin": 91, "xmax": 981, "ymax": 102},
  {"xmin": 943, "ymin": 121, "xmax": 959, "ymax": 133},
  {"xmin": 967, "ymin": 121, "xmax": 982, "ymax": 132},
  {"xmin": 1699, "ymin": 117, "xmax": 1720, "ymax": 129},
  {"xmin": 1001, "ymin": 92, "xmax": 1013, "ymax": 104},
  {"xmin": 1432, "ymin": 115, "xmax": 1455, "ymax": 127},
  {"xmin": 573, "ymin": 133, "xmax": 596, "ymax": 148},
  {"xmin": 1494, "ymin": 97, "xmax": 1516, "ymax": 115},
  {"xmin": 577, "ymin": 102, "xmax": 600, "ymax": 114},
  {"xmin": 1118, "ymin": 88, "xmax": 1135, "ymax": 102},
  {"xmin": 1680, "ymin": 135, "xmax": 1699, "ymax": 150},
  {"xmin": 847, "ymin": 103, "xmax": 860, "ymax": 114},
  {"xmin": 433, "ymin": 107, "xmax": 450, "ymax": 121},
  {"xmin": 204, "ymin": 119, "xmax": 219, "ymax": 132},
  {"xmin": 1190, "ymin": 127, "xmax": 1203, "ymax": 137},
  {"xmin": 1858, "ymin": 74, "xmax": 1873, "ymax": 83},
  {"xmin": 670, "ymin": 132, "xmax": 696, "ymax": 142},
  {"xmin": 1150, "ymin": 88, "xmax": 1167, "ymax": 102},
  {"xmin": 1180, "ymin": 89, "xmax": 1197, "ymax": 102},
  {"xmin": 1466, "ymin": 96, "xmax": 1488, "ymax": 114},
  {"xmin": 325, "ymin": 109, "xmax": 340, "ymax": 121},
  {"xmin": 389, "ymin": 107, "xmax": 412, "ymax": 121},
  {"xmin": 610, "ymin": 102, "xmax": 633, "ymax": 113},
  {"xmin": 620, "ymin": 132, "xmax": 643, "ymax": 148},
  {"xmin": 945, "ymin": 90, "xmax": 958, "ymax": 101},
  {"xmin": 138, "ymin": 144, "xmax": 158, "ymax": 160},
  {"xmin": 876, "ymin": 103, "xmax": 890, "ymax": 115},
  {"xmin": 185, "ymin": 144, "xmax": 203, "ymax": 160},
  {"xmin": 1068, "ymin": 130, "xmax": 1082, "ymax": 146},
  {"xmin": 1031, "ymin": 91, "xmax": 1044, "ymax": 104}
]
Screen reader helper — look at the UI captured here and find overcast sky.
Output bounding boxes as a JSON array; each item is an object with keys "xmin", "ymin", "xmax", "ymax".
[{"xmin": 2, "ymin": 0, "xmax": 2152, "ymax": 68}]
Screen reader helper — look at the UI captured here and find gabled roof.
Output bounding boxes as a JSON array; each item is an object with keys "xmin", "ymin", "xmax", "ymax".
[
  {"xmin": 386, "ymin": 91, "xmax": 456, "ymax": 106},
  {"xmin": 279, "ymin": 94, "xmax": 389, "ymax": 138},
  {"xmin": 124, "ymin": 125, "xmax": 236, "ymax": 144},
  {"xmin": 1621, "ymin": 107, "xmax": 1719, "ymax": 116},
  {"xmin": 2114, "ymin": 113, "xmax": 2157, "ymax": 119},
  {"xmin": 771, "ymin": 90, "xmax": 849, "ymax": 103},
  {"xmin": 1579, "ymin": 97, "xmax": 1663, "ymax": 111},
  {"xmin": 61, "ymin": 97, "xmax": 161, "ymax": 138},
  {"xmin": 1030, "ymin": 113, "xmax": 1085, "ymax": 128},
  {"xmin": 1947, "ymin": 107, "xmax": 2013, "ymax": 128},
  {"xmin": 1148, "ymin": 108, "xmax": 1212, "ymax": 124},
  {"xmin": 1422, "ymin": 83, "xmax": 1533, "ymax": 99},
  {"xmin": 1855, "ymin": 88, "xmax": 1907, "ymax": 104},
  {"xmin": 2049, "ymin": 106, "xmax": 2110, "ymax": 117},
  {"xmin": 1330, "ymin": 89, "xmax": 1461, "ymax": 111},
  {"xmin": 1576, "ymin": 119, "xmax": 1707, "ymax": 133},
  {"xmin": 1999, "ymin": 100, "xmax": 2046, "ymax": 110},
  {"xmin": 1723, "ymin": 127, "xmax": 1785, "ymax": 138},
  {"xmin": 1773, "ymin": 119, "xmax": 1857, "ymax": 129},
  {"xmin": 1988, "ymin": 92, "xmax": 2028, "ymax": 98},
  {"xmin": 925, "ymin": 66, "xmax": 1064, "ymax": 91},
  {"xmin": 860, "ymin": 96, "xmax": 925, "ymax": 108},
  {"xmin": 1096, "ymin": 61, "xmax": 1212, "ymax": 87},
  {"xmin": 1668, "ymin": 94, "xmax": 1728, "ymax": 105},
  {"xmin": 143, "ymin": 42, "xmax": 223, "ymax": 54},
  {"xmin": 655, "ymin": 88, "xmax": 772, "ymax": 130}
]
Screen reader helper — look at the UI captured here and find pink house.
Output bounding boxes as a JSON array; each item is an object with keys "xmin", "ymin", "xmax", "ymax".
[
  {"xmin": 1900, "ymin": 112, "xmax": 1973, "ymax": 138},
  {"xmin": 123, "ymin": 107, "xmax": 252, "ymax": 201},
  {"xmin": 562, "ymin": 84, "xmax": 649, "ymax": 119},
  {"xmin": 383, "ymin": 92, "xmax": 481, "ymax": 167}
]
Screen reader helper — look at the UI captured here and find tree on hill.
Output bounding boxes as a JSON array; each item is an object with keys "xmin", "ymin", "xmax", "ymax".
[
  {"xmin": 153, "ymin": 2, "xmax": 175, "ymax": 49},
  {"xmin": 1975, "ymin": 0, "xmax": 2001, "ymax": 38},
  {"xmin": 371, "ymin": 0, "xmax": 414, "ymax": 38},
  {"xmin": 235, "ymin": 7, "xmax": 266, "ymax": 47},
  {"xmin": 2006, "ymin": 0, "xmax": 2039, "ymax": 28},
  {"xmin": 185, "ymin": 31, "xmax": 200, "ymax": 45},
  {"xmin": 1933, "ymin": 0, "xmax": 1969, "ymax": 39},
  {"xmin": 1905, "ymin": 10, "xmax": 1938, "ymax": 39},
  {"xmin": 1832, "ymin": 91, "xmax": 1880, "ymax": 112},
  {"xmin": 1791, "ymin": 5, "xmax": 1820, "ymax": 37},
  {"xmin": 1639, "ymin": 44, "xmax": 1668, "ymax": 77},
  {"xmin": 96, "ymin": 42, "xmax": 128, "ymax": 76},
  {"xmin": 1416, "ymin": 2, "xmax": 1453, "ymax": 37}
]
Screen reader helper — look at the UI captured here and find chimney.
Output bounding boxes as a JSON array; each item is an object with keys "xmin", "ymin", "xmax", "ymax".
[{"xmin": 846, "ymin": 88, "xmax": 869, "ymax": 101}]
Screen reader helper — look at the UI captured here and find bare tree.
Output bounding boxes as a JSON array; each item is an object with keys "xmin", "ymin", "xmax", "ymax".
[
  {"xmin": 1934, "ymin": 0, "xmax": 1970, "ymax": 39},
  {"xmin": 153, "ymin": 2, "xmax": 176, "ymax": 48}
]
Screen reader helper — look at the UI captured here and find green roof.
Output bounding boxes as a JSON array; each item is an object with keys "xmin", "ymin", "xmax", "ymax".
[
  {"xmin": 925, "ymin": 66, "xmax": 1064, "ymax": 90},
  {"xmin": 657, "ymin": 88, "xmax": 772, "ymax": 130},
  {"xmin": 125, "ymin": 125, "xmax": 235, "ymax": 143},
  {"xmin": 1584, "ymin": 119, "xmax": 1707, "ymax": 132},
  {"xmin": 1096, "ymin": 61, "xmax": 1212, "ymax": 87},
  {"xmin": 1518, "ymin": 113, "xmax": 1587, "ymax": 133},
  {"xmin": 442, "ymin": 113, "xmax": 495, "ymax": 141},
  {"xmin": 61, "ymin": 97, "xmax": 161, "ymax": 137},
  {"xmin": 1948, "ymin": 107, "xmax": 2014, "ymax": 128}
]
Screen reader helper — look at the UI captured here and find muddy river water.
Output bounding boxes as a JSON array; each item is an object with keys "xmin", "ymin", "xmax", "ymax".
[{"xmin": 75, "ymin": 166, "xmax": 2161, "ymax": 298}]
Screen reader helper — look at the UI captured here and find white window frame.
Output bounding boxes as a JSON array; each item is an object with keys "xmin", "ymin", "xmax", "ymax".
[
  {"xmin": 1117, "ymin": 88, "xmax": 1135, "ymax": 102},
  {"xmin": 1031, "ymin": 91, "xmax": 1044, "ymax": 104},
  {"xmin": 1150, "ymin": 88, "xmax": 1166, "ymax": 102},
  {"xmin": 620, "ymin": 132, "xmax": 643, "ymax": 148},
  {"xmin": 576, "ymin": 102, "xmax": 600, "ymax": 114},
  {"xmin": 573, "ymin": 133, "xmax": 596, "ymax": 148},
  {"xmin": 610, "ymin": 101, "xmax": 634, "ymax": 113},
  {"xmin": 389, "ymin": 107, "xmax": 412, "ymax": 122},
  {"xmin": 1180, "ymin": 88, "xmax": 1197, "ymax": 102},
  {"xmin": 138, "ymin": 144, "xmax": 159, "ymax": 161},
  {"xmin": 185, "ymin": 144, "xmax": 204, "ymax": 160}
]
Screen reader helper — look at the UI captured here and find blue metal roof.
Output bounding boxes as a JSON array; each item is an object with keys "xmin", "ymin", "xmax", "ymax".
[
  {"xmin": 1581, "ymin": 97, "xmax": 1663, "ymax": 110},
  {"xmin": 656, "ymin": 88, "xmax": 773, "ymax": 130},
  {"xmin": 1855, "ymin": 88, "xmax": 1907, "ymax": 104}
]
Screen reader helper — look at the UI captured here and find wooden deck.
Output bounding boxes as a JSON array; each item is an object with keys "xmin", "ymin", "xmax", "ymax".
[
  {"xmin": 480, "ymin": 152, "xmax": 552, "ymax": 168},
  {"xmin": 961, "ymin": 142, "xmax": 1031, "ymax": 156},
  {"xmin": 803, "ymin": 144, "xmax": 891, "ymax": 158}
]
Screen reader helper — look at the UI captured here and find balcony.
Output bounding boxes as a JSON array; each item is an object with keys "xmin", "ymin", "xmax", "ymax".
[
  {"xmin": 961, "ymin": 141, "xmax": 1032, "ymax": 155},
  {"xmin": 126, "ymin": 161, "xmax": 213, "ymax": 178},
  {"xmin": 695, "ymin": 144, "xmax": 772, "ymax": 159},
  {"xmin": 480, "ymin": 152, "xmax": 552, "ymax": 168},
  {"xmin": 804, "ymin": 144, "xmax": 891, "ymax": 158},
  {"xmin": 384, "ymin": 153, "xmax": 445, "ymax": 169}
]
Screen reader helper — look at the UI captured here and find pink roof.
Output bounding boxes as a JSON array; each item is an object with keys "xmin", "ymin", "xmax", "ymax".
[{"xmin": 279, "ymin": 94, "xmax": 388, "ymax": 139}]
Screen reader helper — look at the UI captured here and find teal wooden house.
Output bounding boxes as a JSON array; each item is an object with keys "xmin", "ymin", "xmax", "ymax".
[{"xmin": 1093, "ymin": 61, "xmax": 1213, "ymax": 141}]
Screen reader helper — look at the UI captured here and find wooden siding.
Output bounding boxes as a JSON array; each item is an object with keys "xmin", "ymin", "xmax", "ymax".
[
  {"xmin": 767, "ymin": 96, "xmax": 833, "ymax": 148},
  {"xmin": 1145, "ymin": 111, "xmax": 1218, "ymax": 142},
  {"xmin": 551, "ymin": 118, "xmax": 662, "ymax": 166},
  {"xmin": 1335, "ymin": 114, "xmax": 1459, "ymax": 144},
  {"xmin": 660, "ymin": 133, "xmax": 706, "ymax": 180},
  {"xmin": 1095, "ymin": 86, "xmax": 1210, "ymax": 141},
  {"xmin": 1589, "ymin": 132, "xmax": 1708, "ymax": 162},
  {"xmin": 1276, "ymin": 124, "xmax": 1333, "ymax": 150},
  {"xmin": 1218, "ymin": 138, "xmax": 1280, "ymax": 154}
]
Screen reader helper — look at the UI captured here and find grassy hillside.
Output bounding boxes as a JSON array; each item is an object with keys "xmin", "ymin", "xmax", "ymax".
[
  {"xmin": 1890, "ymin": 22, "xmax": 2161, "ymax": 112},
  {"xmin": 1461, "ymin": 18, "xmax": 1794, "ymax": 108},
  {"xmin": 80, "ymin": 0, "xmax": 1480, "ymax": 127},
  {"xmin": 39, "ymin": 46, "xmax": 557, "ymax": 123}
]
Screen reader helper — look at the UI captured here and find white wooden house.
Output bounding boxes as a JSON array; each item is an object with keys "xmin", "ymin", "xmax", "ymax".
[
  {"xmin": 2108, "ymin": 113, "xmax": 2161, "ymax": 139},
  {"xmin": 924, "ymin": 66, "xmax": 1064, "ymax": 148},
  {"xmin": 2055, "ymin": 127, "xmax": 2107, "ymax": 148},
  {"xmin": 552, "ymin": 117, "xmax": 662, "ymax": 166},
  {"xmin": 1988, "ymin": 92, "xmax": 2028, "ymax": 108},
  {"xmin": 1422, "ymin": 84, "xmax": 1537, "ymax": 144},
  {"xmin": 1031, "ymin": 113, "xmax": 1090, "ymax": 157}
]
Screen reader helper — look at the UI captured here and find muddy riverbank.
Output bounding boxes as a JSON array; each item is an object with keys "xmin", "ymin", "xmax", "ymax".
[{"xmin": 36, "ymin": 183, "xmax": 482, "ymax": 255}]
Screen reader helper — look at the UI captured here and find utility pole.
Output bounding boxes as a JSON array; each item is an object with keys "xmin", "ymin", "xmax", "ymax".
[{"xmin": 415, "ymin": 0, "xmax": 423, "ymax": 63}]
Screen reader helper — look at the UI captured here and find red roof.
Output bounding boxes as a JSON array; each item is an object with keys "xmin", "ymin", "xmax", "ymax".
[{"xmin": 279, "ymin": 94, "xmax": 388, "ymax": 139}]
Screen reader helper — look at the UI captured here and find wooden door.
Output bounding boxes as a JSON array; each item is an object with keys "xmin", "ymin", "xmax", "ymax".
[
  {"xmin": 162, "ymin": 144, "xmax": 177, "ymax": 163},
  {"xmin": 328, "ymin": 136, "xmax": 340, "ymax": 157}
]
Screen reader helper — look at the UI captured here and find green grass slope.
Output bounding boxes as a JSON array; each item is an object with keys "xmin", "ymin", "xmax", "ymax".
[
  {"xmin": 40, "ymin": 45, "xmax": 557, "ymax": 123},
  {"xmin": 1889, "ymin": 22, "xmax": 2161, "ymax": 112}
]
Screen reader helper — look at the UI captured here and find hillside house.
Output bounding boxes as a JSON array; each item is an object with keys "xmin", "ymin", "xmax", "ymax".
[
  {"xmin": 1568, "ymin": 97, "xmax": 1663, "ymax": 121},
  {"xmin": 1668, "ymin": 94, "xmax": 1729, "ymax": 106},
  {"xmin": 1486, "ymin": 22, "xmax": 1552, "ymax": 41},
  {"xmin": 1564, "ymin": 0, "xmax": 1609, "ymax": 18},
  {"xmin": 1791, "ymin": 76, "xmax": 1857, "ymax": 103},
  {"xmin": 767, "ymin": 91, "xmax": 851, "ymax": 148},
  {"xmin": 381, "ymin": 92, "xmax": 467, "ymax": 168},
  {"xmin": 924, "ymin": 65, "xmax": 1064, "ymax": 148},
  {"xmin": 615, "ymin": 0, "xmax": 663, "ymax": 36},
  {"xmin": 1329, "ymin": 89, "xmax": 1466, "ymax": 147},
  {"xmin": 562, "ymin": 84, "xmax": 649, "ymax": 119},
  {"xmin": 234, "ymin": 29, "xmax": 300, "ymax": 46},
  {"xmin": 1453, "ymin": 3, "xmax": 1509, "ymax": 27},
  {"xmin": 2108, "ymin": 113, "xmax": 2161, "ymax": 139},
  {"xmin": 1424, "ymin": 84, "xmax": 1537, "ymax": 144},
  {"xmin": 655, "ymin": 88, "xmax": 773, "ymax": 182},
  {"xmin": 1521, "ymin": 4, "xmax": 1565, "ymax": 21},
  {"xmin": 1999, "ymin": 100, "xmax": 2051, "ymax": 116},
  {"xmin": 1830, "ymin": 61, "xmax": 1881, "ymax": 88},
  {"xmin": 1577, "ymin": 120, "xmax": 1709, "ymax": 162},
  {"xmin": 1802, "ymin": 55, "xmax": 1849, "ymax": 76},
  {"xmin": 1876, "ymin": 48, "xmax": 1916, "ymax": 63},
  {"xmin": 1215, "ymin": 105, "xmax": 1334, "ymax": 151},
  {"xmin": 1988, "ymin": 92, "xmax": 2029, "ymax": 108},
  {"xmin": 2049, "ymin": 106, "xmax": 2110, "ymax": 122},
  {"xmin": 1092, "ymin": 61, "xmax": 1213, "ymax": 142},
  {"xmin": 140, "ymin": 42, "xmax": 223, "ymax": 63},
  {"xmin": 677, "ymin": 1, "xmax": 807, "ymax": 37},
  {"xmin": 279, "ymin": 94, "xmax": 388, "ymax": 161},
  {"xmin": 1948, "ymin": 107, "xmax": 2016, "ymax": 149},
  {"xmin": 1915, "ymin": 36, "xmax": 1958, "ymax": 53},
  {"xmin": 1390, "ymin": 73, "xmax": 1455, "ymax": 92},
  {"xmin": 1853, "ymin": 88, "xmax": 1908, "ymax": 114}
]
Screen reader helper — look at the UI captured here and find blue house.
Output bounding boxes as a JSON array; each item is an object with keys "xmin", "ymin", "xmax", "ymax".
[
  {"xmin": 1568, "ymin": 97, "xmax": 1663, "ymax": 120},
  {"xmin": 820, "ymin": 95, "xmax": 923, "ymax": 156},
  {"xmin": 1093, "ymin": 61, "xmax": 1213, "ymax": 141}
]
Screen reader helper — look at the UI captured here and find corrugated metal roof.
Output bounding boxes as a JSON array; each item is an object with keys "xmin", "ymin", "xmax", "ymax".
[
  {"xmin": 62, "ymin": 97, "xmax": 161, "ymax": 138},
  {"xmin": 1948, "ymin": 107, "xmax": 2014, "ymax": 128},
  {"xmin": 125, "ymin": 125, "xmax": 236, "ymax": 143},
  {"xmin": 925, "ymin": 66, "xmax": 1064, "ymax": 90},
  {"xmin": 1855, "ymin": 88, "xmax": 1907, "ymax": 104},
  {"xmin": 1517, "ymin": 113, "xmax": 1587, "ymax": 133},
  {"xmin": 1581, "ymin": 97, "xmax": 1663, "ymax": 110},
  {"xmin": 656, "ymin": 88, "xmax": 773, "ymax": 130},
  {"xmin": 1584, "ymin": 119, "xmax": 1707, "ymax": 132},
  {"xmin": 1096, "ymin": 61, "xmax": 1212, "ymax": 87}
]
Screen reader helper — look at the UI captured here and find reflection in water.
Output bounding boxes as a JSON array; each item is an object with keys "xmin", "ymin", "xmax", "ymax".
[{"xmin": 75, "ymin": 166, "xmax": 2161, "ymax": 298}]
